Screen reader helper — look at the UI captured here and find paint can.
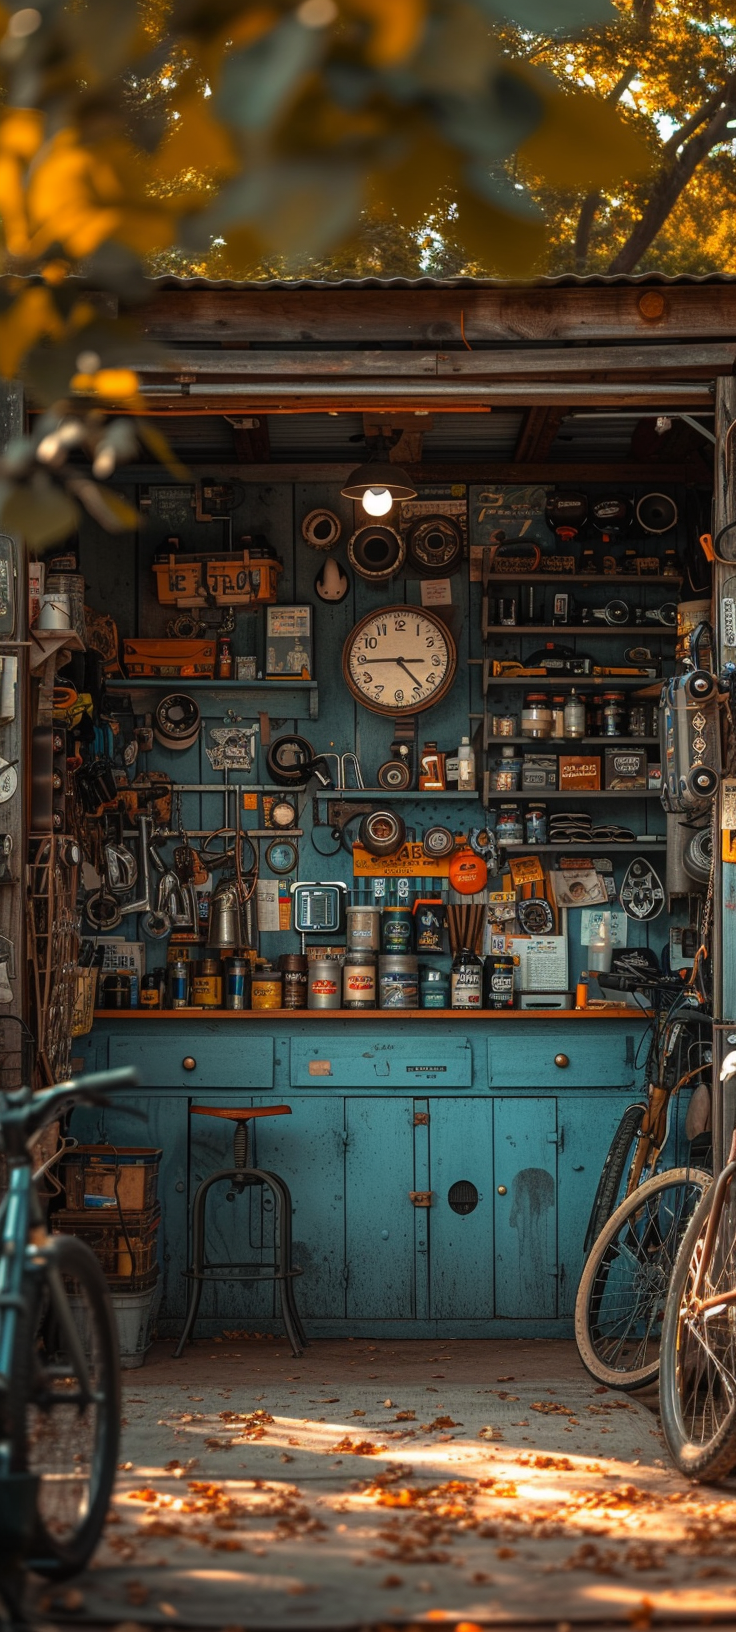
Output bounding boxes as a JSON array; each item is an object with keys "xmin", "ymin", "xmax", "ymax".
[
  {"xmin": 225, "ymin": 957, "xmax": 249, "ymax": 1011},
  {"xmin": 308, "ymin": 958, "xmax": 342, "ymax": 1010},
  {"xmin": 251, "ymin": 968, "xmax": 283, "ymax": 1010},
  {"xmin": 379, "ymin": 954, "xmax": 418, "ymax": 1009},
  {"xmin": 280, "ymin": 953, "xmax": 308, "ymax": 1010},
  {"xmin": 191, "ymin": 958, "xmax": 222, "ymax": 1008},
  {"xmin": 382, "ymin": 905, "xmax": 414, "ymax": 954},
  {"xmin": 342, "ymin": 953, "xmax": 376, "ymax": 1009}
]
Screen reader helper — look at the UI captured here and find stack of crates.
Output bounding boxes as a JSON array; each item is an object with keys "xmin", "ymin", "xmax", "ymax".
[{"xmin": 54, "ymin": 1147, "xmax": 162, "ymax": 1291}]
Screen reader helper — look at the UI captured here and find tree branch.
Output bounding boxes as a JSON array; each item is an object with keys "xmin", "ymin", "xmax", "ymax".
[
  {"xmin": 662, "ymin": 89, "xmax": 722, "ymax": 155},
  {"xmin": 608, "ymin": 86, "xmax": 736, "ymax": 273},
  {"xmin": 572, "ymin": 0, "xmax": 655, "ymax": 272}
]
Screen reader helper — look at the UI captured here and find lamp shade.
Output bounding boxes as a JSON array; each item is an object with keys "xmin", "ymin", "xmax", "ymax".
[{"xmin": 341, "ymin": 458, "xmax": 416, "ymax": 504}]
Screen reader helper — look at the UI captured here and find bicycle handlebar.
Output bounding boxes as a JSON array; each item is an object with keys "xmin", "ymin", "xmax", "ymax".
[{"xmin": 0, "ymin": 1067, "xmax": 140, "ymax": 1154}]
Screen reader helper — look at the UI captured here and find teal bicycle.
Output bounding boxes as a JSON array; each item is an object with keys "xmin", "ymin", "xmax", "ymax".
[{"xmin": 0, "ymin": 1067, "xmax": 138, "ymax": 1621}]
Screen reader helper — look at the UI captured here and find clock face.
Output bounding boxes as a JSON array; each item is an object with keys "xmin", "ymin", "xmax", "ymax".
[{"xmin": 343, "ymin": 606, "xmax": 457, "ymax": 715}]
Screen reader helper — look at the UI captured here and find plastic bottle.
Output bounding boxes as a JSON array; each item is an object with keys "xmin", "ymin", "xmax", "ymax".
[
  {"xmin": 588, "ymin": 915, "xmax": 612, "ymax": 974},
  {"xmin": 457, "ymin": 735, "xmax": 476, "ymax": 792}
]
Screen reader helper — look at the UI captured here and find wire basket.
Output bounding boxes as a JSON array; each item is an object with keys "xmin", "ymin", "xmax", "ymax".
[
  {"xmin": 71, "ymin": 968, "xmax": 97, "ymax": 1037},
  {"xmin": 0, "ymin": 1016, "xmax": 35, "ymax": 1090}
]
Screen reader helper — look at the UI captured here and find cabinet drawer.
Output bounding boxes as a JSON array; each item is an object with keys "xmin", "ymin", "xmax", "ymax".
[
  {"xmin": 487, "ymin": 1027, "xmax": 636, "ymax": 1089},
  {"xmin": 109, "ymin": 1033, "xmax": 274, "ymax": 1089},
  {"xmin": 290, "ymin": 1037, "xmax": 472, "ymax": 1088}
]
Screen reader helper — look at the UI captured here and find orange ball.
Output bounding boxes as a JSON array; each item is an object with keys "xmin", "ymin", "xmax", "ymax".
[{"xmin": 448, "ymin": 846, "xmax": 488, "ymax": 895}]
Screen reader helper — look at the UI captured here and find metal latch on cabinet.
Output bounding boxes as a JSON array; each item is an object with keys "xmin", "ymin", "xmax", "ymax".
[{"xmin": 409, "ymin": 1191, "xmax": 433, "ymax": 1207}]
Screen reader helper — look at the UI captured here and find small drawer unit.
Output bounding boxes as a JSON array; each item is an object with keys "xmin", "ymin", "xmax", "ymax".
[
  {"xmin": 487, "ymin": 1026, "xmax": 636, "ymax": 1089},
  {"xmin": 109, "ymin": 1033, "xmax": 275, "ymax": 1089},
  {"xmin": 290, "ymin": 1037, "xmax": 473, "ymax": 1088}
]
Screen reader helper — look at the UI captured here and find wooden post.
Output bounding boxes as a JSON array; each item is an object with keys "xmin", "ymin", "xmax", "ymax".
[
  {"xmin": 713, "ymin": 376, "xmax": 736, "ymax": 1169},
  {"xmin": 0, "ymin": 381, "xmax": 27, "ymax": 1054}
]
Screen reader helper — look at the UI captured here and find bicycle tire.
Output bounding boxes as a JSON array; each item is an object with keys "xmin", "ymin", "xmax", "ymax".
[
  {"xmin": 660, "ymin": 1181, "xmax": 736, "ymax": 1482},
  {"xmin": 11, "ymin": 1234, "xmax": 121, "ymax": 1578},
  {"xmin": 575, "ymin": 1165, "xmax": 710, "ymax": 1391},
  {"xmin": 584, "ymin": 1102, "xmax": 647, "ymax": 1255}
]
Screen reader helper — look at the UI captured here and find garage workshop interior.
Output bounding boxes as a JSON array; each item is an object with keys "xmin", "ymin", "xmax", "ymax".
[{"xmin": 2, "ymin": 275, "xmax": 731, "ymax": 1351}]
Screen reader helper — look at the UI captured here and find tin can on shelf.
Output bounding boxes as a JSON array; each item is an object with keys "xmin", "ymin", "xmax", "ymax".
[
  {"xmin": 280, "ymin": 953, "xmax": 308, "ymax": 1009},
  {"xmin": 102, "ymin": 971, "xmax": 131, "ymax": 1010},
  {"xmin": 140, "ymin": 972, "xmax": 162, "ymax": 1009},
  {"xmin": 602, "ymin": 692, "xmax": 626, "ymax": 737},
  {"xmin": 308, "ymin": 958, "xmax": 342, "ymax": 1010},
  {"xmin": 451, "ymin": 949, "xmax": 483, "ymax": 1009},
  {"xmin": 379, "ymin": 954, "xmax": 419, "ymax": 1009},
  {"xmin": 191, "ymin": 957, "xmax": 222, "ymax": 1008},
  {"xmin": 346, "ymin": 904, "xmax": 381, "ymax": 952},
  {"xmin": 225, "ymin": 957, "xmax": 250, "ymax": 1010},
  {"xmin": 168, "ymin": 959, "xmax": 189, "ymax": 1010},
  {"xmin": 382, "ymin": 905, "xmax": 414, "ymax": 954},
  {"xmin": 343, "ymin": 953, "xmax": 376, "ymax": 1009},
  {"xmin": 492, "ymin": 713, "xmax": 518, "ymax": 737},
  {"xmin": 521, "ymin": 694, "xmax": 553, "ymax": 738},
  {"xmin": 420, "ymin": 966, "xmax": 450, "ymax": 1008},
  {"xmin": 252, "ymin": 968, "xmax": 283, "ymax": 1010},
  {"xmin": 525, "ymin": 804, "xmax": 548, "ymax": 845},
  {"xmin": 413, "ymin": 898, "xmax": 446, "ymax": 953},
  {"xmin": 496, "ymin": 803, "xmax": 523, "ymax": 843},
  {"xmin": 484, "ymin": 953, "xmax": 515, "ymax": 1009}
]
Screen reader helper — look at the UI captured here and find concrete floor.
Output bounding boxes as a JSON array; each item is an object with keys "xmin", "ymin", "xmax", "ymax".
[{"xmin": 32, "ymin": 1338, "xmax": 736, "ymax": 1628}]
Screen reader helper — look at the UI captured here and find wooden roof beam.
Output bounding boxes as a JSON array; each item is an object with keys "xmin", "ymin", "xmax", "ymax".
[{"xmin": 514, "ymin": 407, "xmax": 565, "ymax": 462}]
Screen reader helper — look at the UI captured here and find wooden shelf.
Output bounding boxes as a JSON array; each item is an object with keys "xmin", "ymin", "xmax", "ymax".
[
  {"xmin": 480, "ymin": 736, "xmax": 660, "ymax": 746},
  {"xmin": 106, "ymin": 678, "xmax": 317, "ymax": 691},
  {"xmin": 499, "ymin": 840, "xmax": 665, "ymax": 852},
  {"xmin": 483, "ymin": 573, "xmax": 682, "ymax": 586},
  {"xmin": 484, "ymin": 789, "xmax": 660, "ymax": 800},
  {"xmin": 483, "ymin": 625, "xmax": 676, "ymax": 637},
  {"xmin": 323, "ymin": 789, "xmax": 479, "ymax": 800},
  {"xmin": 92, "ymin": 1005, "xmax": 645, "ymax": 1022},
  {"xmin": 484, "ymin": 675, "xmax": 663, "ymax": 690}
]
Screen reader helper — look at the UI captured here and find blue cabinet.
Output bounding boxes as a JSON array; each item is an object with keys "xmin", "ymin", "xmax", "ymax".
[
  {"xmin": 493, "ymin": 1098, "xmax": 558, "ymax": 1319},
  {"xmin": 76, "ymin": 1016, "xmax": 651, "ymax": 1336}
]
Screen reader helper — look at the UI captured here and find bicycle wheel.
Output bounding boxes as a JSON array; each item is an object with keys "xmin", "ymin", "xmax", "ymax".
[
  {"xmin": 575, "ymin": 1166, "xmax": 710, "ymax": 1391},
  {"xmin": 660, "ymin": 1178, "xmax": 736, "ymax": 1482},
  {"xmin": 10, "ymin": 1233, "xmax": 121, "ymax": 1577},
  {"xmin": 584, "ymin": 1102, "xmax": 647, "ymax": 1255}
]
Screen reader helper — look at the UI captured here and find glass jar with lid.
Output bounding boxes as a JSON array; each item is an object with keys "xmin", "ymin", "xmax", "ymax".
[
  {"xmin": 602, "ymin": 691, "xmax": 626, "ymax": 737},
  {"xmin": 563, "ymin": 689, "xmax": 586, "ymax": 738},
  {"xmin": 521, "ymin": 693, "xmax": 553, "ymax": 738}
]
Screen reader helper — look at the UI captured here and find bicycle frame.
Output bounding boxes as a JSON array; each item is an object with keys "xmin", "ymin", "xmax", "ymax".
[{"xmin": 690, "ymin": 1157, "xmax": 736, "ymax": 1313}]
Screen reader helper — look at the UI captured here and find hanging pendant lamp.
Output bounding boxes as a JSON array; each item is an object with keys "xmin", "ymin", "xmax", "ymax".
[{"xmin": 341, "ymin": 432, "xmax": 417, "ymax": 516}]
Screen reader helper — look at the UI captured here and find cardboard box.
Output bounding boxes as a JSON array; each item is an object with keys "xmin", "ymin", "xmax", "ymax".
[
  {"xmin": 559, "ymin": 754, "xmax": 601, "ymax": 791},
  {"xmin": 604, "ymin": 747, "xmax": 647, "ymax": 790}
]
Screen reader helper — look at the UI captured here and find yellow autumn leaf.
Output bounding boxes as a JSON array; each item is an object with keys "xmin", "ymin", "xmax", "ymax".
[
  {"xmin": 2, "ymin": 480, "xmax": 79, "ymax": 548},
  {"xmin": 518, "ymin": 80, "xmax": 650, "ymax": 190},
  {"xmin": 71, "ymin": 368, "xmax": 140, "ymax": 400},
  {"xmin": 153, "ymin": 94, "xmax": 239, "ymax": 181},
  {"xmin": 341, "ymin": 0, "xmax": 426, "ymax": 65},
  {"xmin": 0, "ymin": 151, "xmax": 32, "ymax": 256},
  {"xmin": 454, "ymin": 181, "xmax": 545, "ymax": 275},
  {"xmin": 135, "ymin": 419, "xmax": 190, "ymax": 483},
  {"xmin": 0, "ymin": 287, "xmax": 64, "ymax": 379},
  {"xmin": 0, "ymin": 108, "xmax": 43, "ymax": 161}
]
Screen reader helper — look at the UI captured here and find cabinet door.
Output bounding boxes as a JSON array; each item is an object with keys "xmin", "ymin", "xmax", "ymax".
[
  {"xmin": 428, "ymin": 1098, "xmax": 493, "ymax": 1320},
  {"xmin": 493, "ymin": 1098, "xmax": 557, "ymax": 1319},
  {"xmin": 345, "ymin": 1097, "xmax": 416, "ymax": 1320},
  {"xmin": 251, "ymin": 1095, "xmax": 346, "ymax": 1320},
  {"xmin": 69, "ymin": 1095, "xmax": 189, "ymax": 1322},
  {"xmin": 557, "ymin": 1092, "xmax": 640, "ymax": 1317}
]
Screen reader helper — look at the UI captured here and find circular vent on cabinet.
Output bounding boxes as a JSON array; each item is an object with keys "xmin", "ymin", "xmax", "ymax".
[{"xmin": 448, "ymin": 1181, "xmax": 479, "ymax": 1215}]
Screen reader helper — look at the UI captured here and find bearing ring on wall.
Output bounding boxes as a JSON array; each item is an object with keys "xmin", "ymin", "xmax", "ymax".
[
  {"xmin": 154, "ymin": 694, "xmax": 201, "ymax": 751},
  {"xmin": 302, "ymin": 509, "xmax": 342, "ymax": 551}
]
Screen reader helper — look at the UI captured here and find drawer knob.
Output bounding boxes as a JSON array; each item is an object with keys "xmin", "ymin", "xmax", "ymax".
[
  {"xmin": 183, "ymin": 1056, "xmax": 196, "ymax": 1071},
  {"xmin": 554, "ymin": 1052, "xmax": 569, "ymax": 1069},
  {"xmin": 497, "ymin": 1185, "xmax": 507, "ymax": 1196}
]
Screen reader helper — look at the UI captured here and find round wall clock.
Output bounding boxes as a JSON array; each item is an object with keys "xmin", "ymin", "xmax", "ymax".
[{"xmin": 342, "ymin": 605, "xmax": 457, "ymax": 716}]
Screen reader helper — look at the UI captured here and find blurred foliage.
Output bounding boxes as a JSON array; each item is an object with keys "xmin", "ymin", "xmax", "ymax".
[{"xmin": 0, "ymin": 0, "xmax": 647, "ymax": 541}]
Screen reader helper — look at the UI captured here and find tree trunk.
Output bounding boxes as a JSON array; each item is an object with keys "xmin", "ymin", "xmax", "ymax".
[{"xmin": 608, "ymin": 100, "xmax": 735, "ymax": 273}]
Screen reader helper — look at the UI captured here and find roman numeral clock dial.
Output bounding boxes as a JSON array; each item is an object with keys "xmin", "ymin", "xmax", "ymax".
[{"xmin": 342, "ymin": 606, "xmax": 457, "ymax": 715}]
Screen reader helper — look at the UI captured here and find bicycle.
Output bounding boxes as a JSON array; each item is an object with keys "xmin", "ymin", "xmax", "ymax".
[
  {"xmin": 659, "ymin": 1051, "xmax": 736, "ymax": 1481},
  {"xmin": 575, "ymin": 963, "xmax": 712, "ymax": 1391},
  {"xmin": 0, "ymin": 1066, "xmax": 138, "ymax": 1621}
]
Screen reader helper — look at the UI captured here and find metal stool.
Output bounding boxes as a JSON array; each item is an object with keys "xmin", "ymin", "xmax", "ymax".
[{"xmin": 173, "ymin": 1104, "xmax": 306, "ymax": 1358}]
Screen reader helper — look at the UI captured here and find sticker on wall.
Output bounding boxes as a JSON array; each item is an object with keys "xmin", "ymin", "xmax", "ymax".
[
  {"xmin": 580, "ymin": 908, "xmax": 628, "ymax": 948},
  {"xmin": 620, "ymin": 858, "xmax": 665, "ymax": 921}
]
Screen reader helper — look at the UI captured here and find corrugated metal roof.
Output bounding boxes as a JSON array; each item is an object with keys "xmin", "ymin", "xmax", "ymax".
[{"xmin": 146, "ymin": 271, "xmax": 736, "ymax": 291}]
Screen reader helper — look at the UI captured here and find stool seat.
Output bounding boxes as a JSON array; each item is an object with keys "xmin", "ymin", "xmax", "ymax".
[{"xmin": 191, "ymin": 1104, "xmax": 291, "ymax": 1122}]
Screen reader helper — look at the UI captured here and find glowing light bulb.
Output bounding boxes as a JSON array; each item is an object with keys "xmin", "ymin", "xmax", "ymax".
[{"xmin": 362, "ymin": 486, "xmax": 393, "ymax": 517}]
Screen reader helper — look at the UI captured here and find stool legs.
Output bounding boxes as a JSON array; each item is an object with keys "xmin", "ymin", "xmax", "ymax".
[{"xmin": 173, "ymin": 1164, "xmax": 305, "ymax": 1360}]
